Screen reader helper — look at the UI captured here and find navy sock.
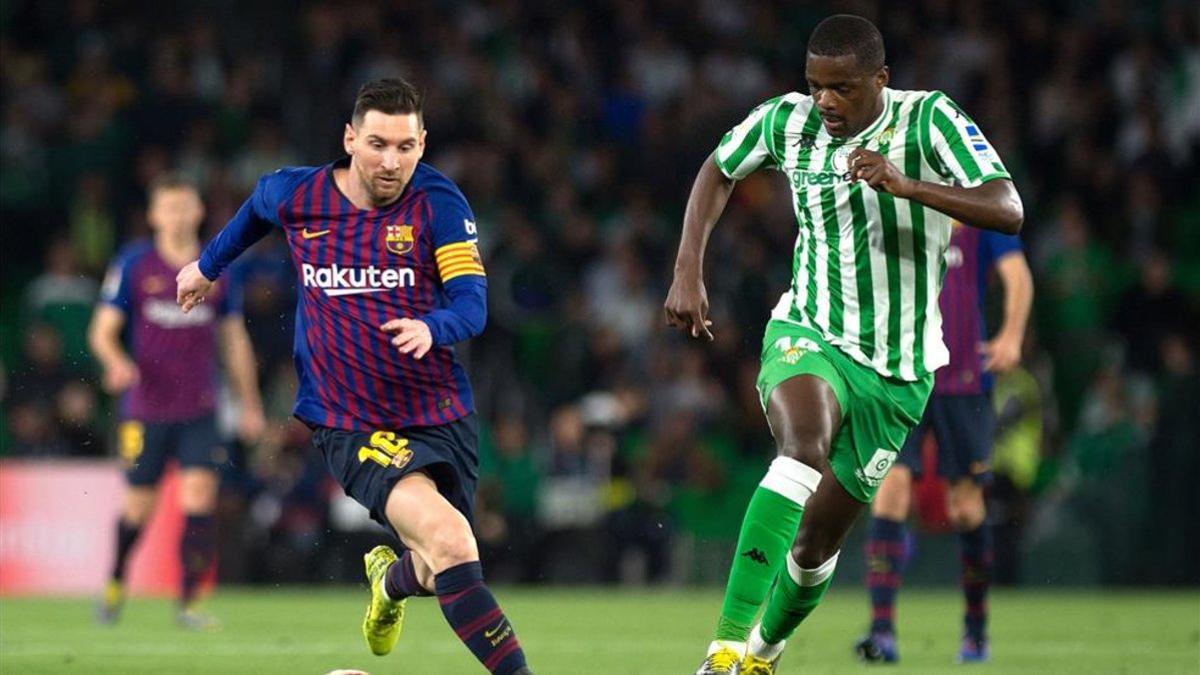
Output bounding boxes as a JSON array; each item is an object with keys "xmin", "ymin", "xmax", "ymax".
[
  {"xmin": 112, "ymin": 519, "xmax": 142, "ymax": 581},
  {"xmin": 435, "ymin": 561, "xmax": 528, "ymax": 675},
  {"xmin": 959, "ymin": 525, "xmax": 992, "ymax": 641},
  {"xmin": 180, "ymin": 514, "xmax": 216, "ymax": 606},
  {"xmin": 866, "ymin": 517, "xmax": 906, "ymax": 634},
  {"xmin": 385, "ymin": 550, "xmax": 433, "ymax": 599}
]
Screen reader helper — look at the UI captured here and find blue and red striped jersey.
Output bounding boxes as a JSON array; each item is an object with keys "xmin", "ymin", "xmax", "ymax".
[
  {"xmin": 199, "ymin": 160, "xmax": 487, "ymax": 431},
  {"xmin": 101, "ymin": 240, "xmax": 242, "ymax": 422},
  {"xmin": 934, "ymin": 224, "xmax": 1022, "ymax": 395}
]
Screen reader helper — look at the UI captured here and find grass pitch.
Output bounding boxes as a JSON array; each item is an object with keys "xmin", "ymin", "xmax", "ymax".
[{"xmin": 1, "ymin": 587, "xmax": 1197, "ymax": 673}]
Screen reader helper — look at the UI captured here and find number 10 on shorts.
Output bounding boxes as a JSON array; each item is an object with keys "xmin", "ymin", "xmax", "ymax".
[{"xmin": 358, "ymin": 430, "xmax": 414, "ymax": 469}]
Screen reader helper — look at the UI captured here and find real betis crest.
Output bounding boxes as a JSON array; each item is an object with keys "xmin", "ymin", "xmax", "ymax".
[
  {"xmin": 774, "ymin": 336, "xmax": 820, "ymax": 365},
  {"xmin": 385, "ymin": 223, "xmax": 415, "ymax": 255},
  {"xmin": 875, "ymin": 125, "xmax": 896, "ymax": 152}
]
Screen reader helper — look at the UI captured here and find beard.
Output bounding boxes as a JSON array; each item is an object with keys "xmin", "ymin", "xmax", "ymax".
[{"xmin": 362, "ymin": 172, "xmax": 405, "ymax": 207}]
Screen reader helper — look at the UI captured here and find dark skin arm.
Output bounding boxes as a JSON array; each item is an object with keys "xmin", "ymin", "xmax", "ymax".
[
  {"xmin": 664, "ymin": 152, "xmax": 735, "ymax": 340},
  {"xmin": 848, "ymin": 148, "xmax": 1024, "ymax": 234}
]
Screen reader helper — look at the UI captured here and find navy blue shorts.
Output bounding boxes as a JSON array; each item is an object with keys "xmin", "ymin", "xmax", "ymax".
[
  {"xmin": 310, "ymin": 414, "xmax": 479, "ymax": 534},
  {"xmin": 897, "ymin": 394, "xmax": 995, "ymax": 483},
  {"xmin": 118, "ymin": 415, "xmax": 225, "ymax": 486}
]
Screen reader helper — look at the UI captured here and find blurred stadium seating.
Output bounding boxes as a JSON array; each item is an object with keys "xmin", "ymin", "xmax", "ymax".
[{"xmin": 1, "ymin": 0, "xmax": 1197, "ymax": 590}]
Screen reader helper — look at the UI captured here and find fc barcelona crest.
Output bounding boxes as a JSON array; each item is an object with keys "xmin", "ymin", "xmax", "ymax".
[{"xmin": 385, "ymin": 223, "xmax": 415, "ymax": 255}]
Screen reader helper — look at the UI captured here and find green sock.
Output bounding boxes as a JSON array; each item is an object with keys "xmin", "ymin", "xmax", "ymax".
[
  {"xmin": 713, "ymin": 458, "xmax": 821, "ymax": 642},
  {"xmin": 759, "ymin": 551, "xmax": 840, "ymax": 644}
]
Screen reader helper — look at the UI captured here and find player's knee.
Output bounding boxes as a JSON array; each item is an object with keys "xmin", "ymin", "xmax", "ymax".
[
  {"xmin": 947, "ymin": 492, "xmax": 985, "ymax": 531},
  {"xmin": 949, "ymin": 504, "xmax": 985, "ymax": 531},
  {"xmin": 178, "ymin": 472, "xmax": 219, "ymax": 514},
  {"xmin": 945, "ymin": 497, "xmax": 984, "ymax": 528},
  {"xmin": 791, "ymin": 529, "xmax": 839, "ymax": 569},
  {"xmin": 123, "ymin": 504, "xmax": 153, "ymax": 525},
  {"xmin": 424, "ymin": 520, "xmax": 479, "ymax": 572},
  {"xmin": 123, "ymin": 488, "xmax": 156, "ymax": 523},
  {"xmin": 774, "ymin": 427, "xmax": 831, "ymax": 468}
]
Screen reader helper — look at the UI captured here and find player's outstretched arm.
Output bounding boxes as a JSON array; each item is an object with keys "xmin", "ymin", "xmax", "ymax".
[
  {"xmin": 847, "ymin": 148, "xmax": 1024, "ymax": 234},
  {"xmin": 665, "ymin": 152, "xmax": 736, "ymax": 341},
  {"xmin": 178, "ymin": 173, "xmax": 285, "ymax": 311}
]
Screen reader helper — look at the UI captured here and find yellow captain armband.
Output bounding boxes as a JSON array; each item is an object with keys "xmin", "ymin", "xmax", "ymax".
[{"xmin": 435, "ymin": 241, "xmax": 486, "ymax": 283}]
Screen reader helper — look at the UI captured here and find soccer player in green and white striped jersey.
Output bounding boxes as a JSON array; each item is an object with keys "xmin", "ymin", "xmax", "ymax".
[{"xmin": 664, "ymin": 15, "xmax": 1023, "ymax": 675}]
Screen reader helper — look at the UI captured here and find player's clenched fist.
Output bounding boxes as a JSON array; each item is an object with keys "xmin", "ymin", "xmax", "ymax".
[
  {"xmin": 664, "ymin": 271, "xmax": 714, "ymax": 341},
  {"xmin": 381, "ymin": 318, "xmax": 433, "ymax": 359},
  {"xmin": 848, "ymin": 148, "xmax": 915, "ymax": 198},
  {"xmin": 176, "ymin": 260, "xmax": 214, "ymax": 313}
]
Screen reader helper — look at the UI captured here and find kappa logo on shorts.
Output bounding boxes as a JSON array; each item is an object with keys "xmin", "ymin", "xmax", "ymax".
[
  {"xmin": 774, "ymin": 336, "xmax": 820, "ymax": 365},
  {"xmin": 856, "ymin": 448, "xmax": 899, "ymax": 487},
  {"xmin": 357, "ymin": 430, "xmax": 414, "ymax": 469}
]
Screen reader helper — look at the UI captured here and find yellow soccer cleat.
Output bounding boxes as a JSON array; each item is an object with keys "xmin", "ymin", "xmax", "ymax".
[
  {"xmin": 362, "ymin": 545, "xmax": 406, "ymax": 656},
  {"xmin": 96, "ymin": 579, "xmax": 124, "ymax": 625},
  {"xmin": 740, "ymin": 653, "xmax": 781, "ymax": 675},
  {"xmin": 696, "ymin": 644, "xmax": 743, "ymax": 674}
]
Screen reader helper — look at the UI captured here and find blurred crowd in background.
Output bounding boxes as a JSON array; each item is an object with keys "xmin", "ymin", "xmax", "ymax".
[{"xmin": 2, "ymin": 0, "xmax": 1198, "ymax": 586}]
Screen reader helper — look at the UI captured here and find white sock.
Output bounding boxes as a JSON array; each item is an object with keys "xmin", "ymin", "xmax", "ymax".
[
  {"xmin": 707, "ymin": 640, "xmax": 745, "ymax": 657},
  {"xmin": 378, "ymin": 576, "xmax": 397, "ymax": 602},
  {"xmin": 747, "ymin": 623, "xmax": 786, "ymax": 661}
]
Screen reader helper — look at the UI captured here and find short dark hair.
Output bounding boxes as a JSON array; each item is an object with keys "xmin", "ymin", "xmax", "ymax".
[
  {"xmin": 147, "ymin": 172, "xmax": 200, "ymax": 199},
  {"xmin": 807, "ymin": 14, "xmax": 886, "ymax": 73},
  {"xmin": 352, "ymin": 77, "xmax": 423, "ymax": 127}
]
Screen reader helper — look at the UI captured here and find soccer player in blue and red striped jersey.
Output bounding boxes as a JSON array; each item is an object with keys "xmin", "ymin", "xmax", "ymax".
[
  {"xmin": 90, "ymin": 174, "xmax": 265, "ymax": 629},
  {"xmin": 175, "ymin": 78, "xmax": 531, "ymax": 674},
  {"xmin": 855, "ymin": 222, "xmax": 1033, "ymax": 664}
]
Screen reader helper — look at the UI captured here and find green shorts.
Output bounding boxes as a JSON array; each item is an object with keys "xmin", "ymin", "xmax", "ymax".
[{"xmin": 756, "ymin": 320, "xmax": 933, "ymax": 502}]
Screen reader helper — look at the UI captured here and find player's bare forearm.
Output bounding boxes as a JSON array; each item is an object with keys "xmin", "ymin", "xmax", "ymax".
[
  {"xmin": 673, "ymin": 153, "xmax": 735, "ymax": 276},
  {"xmin": 87, "ymin": 306, "xmax": 130, "ymax": 370},
  {"xmin": 89, "ymin": 305, "xmax": 140, "ymax": 392},
  {"xmin": 848, "ymin": 148, "xmax": 1023, "ymax": 234},
  {"xmin": 665, "ymin": 153, "xmax": 735, "ymax": 340},
  {"xmin": 220, "ymin": 318, "xmax": 263, "ymax": 411},
  {"xmin": 996, "ymin": 252, "xmax": 1033, "ymax": 343},
  {"xmin": 904, "ymin": 179, "xmax": 1024, "ymax": 235}
]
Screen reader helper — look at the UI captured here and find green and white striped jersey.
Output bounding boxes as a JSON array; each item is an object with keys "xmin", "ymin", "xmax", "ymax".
[{"xmin": 714, "ymin": 88, "xmax": 1010, "ymax": 381}]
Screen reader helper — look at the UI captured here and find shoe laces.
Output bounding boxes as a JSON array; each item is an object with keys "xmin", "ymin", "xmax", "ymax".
[
  {"xmin": 742, "ymin": 655, "xmax": 774, "ymax": 675},
  {"xmin": 702, "ymin": 649, "xmax": 740, "ymax": 672}
]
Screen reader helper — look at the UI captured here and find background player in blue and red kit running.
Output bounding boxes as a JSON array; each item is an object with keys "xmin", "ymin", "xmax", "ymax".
[
  {"xmin": 855, "ymin": 222, "xmax": 1033, "ymax": 664},
  {"xmin": 174, "ymin": 78, "xmax": 532, "ymax": 675},
  {"xmin": 89, "ymin": 174, "xmax": 265, "ymax": 629}
]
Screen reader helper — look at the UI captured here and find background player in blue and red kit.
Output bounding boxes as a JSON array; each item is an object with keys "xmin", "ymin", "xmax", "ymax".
[
  {"xmin": 89, "ymin": 174, "xmax": 265, "ymax": 629},
  {"xmin": 855, "ymin": 222, "xmax": 1033, "ymax": 664},
  {"xmin": 174, "ymin": 78, "xmax": 532, "ymax": 675}
]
